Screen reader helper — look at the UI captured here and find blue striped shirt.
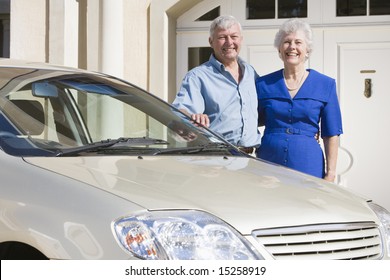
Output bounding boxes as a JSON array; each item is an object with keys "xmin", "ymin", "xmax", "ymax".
[{"xmin": 172, "ymin": 55, "xmax": 261, "ymax": 147}]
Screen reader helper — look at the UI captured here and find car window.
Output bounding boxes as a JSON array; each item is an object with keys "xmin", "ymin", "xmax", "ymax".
[{"xmin": 0, "ymin": 68, "xmax": 233, "ymax": 157}]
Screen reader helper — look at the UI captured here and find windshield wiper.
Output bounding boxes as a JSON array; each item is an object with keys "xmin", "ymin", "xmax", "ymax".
[
  {"xmin": 152, "ymin": 142, "xmax": 232, "ymax": 155},
  {"xmin": 55, "ymin": 137, "xmax": 169, "ymax": 156}
]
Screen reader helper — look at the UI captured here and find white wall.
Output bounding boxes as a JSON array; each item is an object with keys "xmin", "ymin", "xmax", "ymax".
[
  {"xmin": 10, "ymin": 0, "xmax": 47, "ymax": 61},
  {"xmin": 9, "ymin": 0, "xmax": 150, "ymax": 90}
]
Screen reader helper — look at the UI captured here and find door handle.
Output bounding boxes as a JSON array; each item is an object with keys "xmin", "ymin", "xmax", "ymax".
[{"xmin": 364, "ymin": 78, "xmax": 372, "ymax": 98}]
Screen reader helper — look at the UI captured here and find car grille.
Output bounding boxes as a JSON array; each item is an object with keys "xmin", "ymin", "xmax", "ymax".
[{"xmin": 253, "ymin": 223, "xmax": 383, "ymax": 260}]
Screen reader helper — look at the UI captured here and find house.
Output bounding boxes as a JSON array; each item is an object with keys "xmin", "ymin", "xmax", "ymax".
[{"xmin": 2, "ymin": 0, "xmax": 390, "ymax": 210}]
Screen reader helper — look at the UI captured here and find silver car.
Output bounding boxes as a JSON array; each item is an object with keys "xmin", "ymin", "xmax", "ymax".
[{"xmin": 0, "ymin": 59, "xmax": 389, "ymax": 260}]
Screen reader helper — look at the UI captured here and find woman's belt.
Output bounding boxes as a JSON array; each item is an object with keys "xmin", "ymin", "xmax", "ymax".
[{"xmin": 264, "ymin": 127, "xmax": 317, "ymax": 137}]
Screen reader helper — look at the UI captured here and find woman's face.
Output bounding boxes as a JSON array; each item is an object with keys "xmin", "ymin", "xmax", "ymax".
[{"xmin": 279, "ymin": 30, "xmax": 308, "ymax": 67}]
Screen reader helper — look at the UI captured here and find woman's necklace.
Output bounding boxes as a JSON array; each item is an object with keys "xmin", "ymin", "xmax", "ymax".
[{"xmin": 283, "ymin": 70, "xmax": 306, "ymax": 91}]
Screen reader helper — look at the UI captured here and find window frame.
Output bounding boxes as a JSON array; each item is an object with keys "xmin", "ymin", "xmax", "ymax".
[
  {"xmin": 177, "ymin": 0, "xmax": 390, "ymax": 32},
  {"xmin": 324, "ymin": 0, "xmax": 390, "ymax": 25}
]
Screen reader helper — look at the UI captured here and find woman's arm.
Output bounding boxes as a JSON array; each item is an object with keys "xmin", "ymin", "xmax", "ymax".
[{"xmin": 323, "ymin": 135, "xmax": 339, "ymax": 182}]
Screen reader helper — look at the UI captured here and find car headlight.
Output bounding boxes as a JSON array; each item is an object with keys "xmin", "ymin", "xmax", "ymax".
[
  {"xmin": 112, "ymin": 210, "xmax": 263, "ymax": 260},
  {"xmin": 369, "ymin": 202, "xmax": 390, "ymax": 257}
]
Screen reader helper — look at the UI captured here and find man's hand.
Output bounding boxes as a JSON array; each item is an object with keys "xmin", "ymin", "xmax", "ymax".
[{"xmin": 191, "ymin": 113, "xmax": 210, "ymax": 127}]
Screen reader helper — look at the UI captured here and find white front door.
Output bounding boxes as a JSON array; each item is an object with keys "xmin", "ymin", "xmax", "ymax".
[{"xmin": 324, "ymin": 27, "xmax": 390, "ymax": 210}]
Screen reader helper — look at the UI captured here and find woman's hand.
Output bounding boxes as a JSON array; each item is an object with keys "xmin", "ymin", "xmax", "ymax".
[{"xmin": 324, "ymin": 171, "xmax": 336, "ymax": 182}]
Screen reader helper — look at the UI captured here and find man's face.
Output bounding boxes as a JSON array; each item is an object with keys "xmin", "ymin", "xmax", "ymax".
[{"xmin": 209, "ymin": 24, "xmax": 242, "ymax": 64}]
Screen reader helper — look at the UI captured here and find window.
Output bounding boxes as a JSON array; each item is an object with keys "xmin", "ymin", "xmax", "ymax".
[
  {"xmin": 0, "ymin": 18, "xmax": 10, "ymax": 57},
  {"xmin": 247, "ymin": 0, "xmax": 275, "ymax": 19},
  {"xmin": 279, "ymin": 0, "xmax": 308, "ymax": 18},
  {"xmin": 337, "ymin": 0, "xmax": 390, "ymax": 16},
  {"xmin": 196, "ymin": 6, "xmax": 220, "ymax": 21},
  {"xmin": 337, "ymin": 0, "xmax": 366, "ymax": 16},
  {"xmin": 188, "ymin": 47, "xmax": 213, "ymax": 71},
  {"xmin": 246, "ymin": 0, "xmax": 307, "ymax": 19},
  {"xmin": 0, "ymin": 0, "xmax": 10, "ymax": 58},
  {"xmin": 370, "ymin": 0, "xmax": 390, "ymax": 15}
]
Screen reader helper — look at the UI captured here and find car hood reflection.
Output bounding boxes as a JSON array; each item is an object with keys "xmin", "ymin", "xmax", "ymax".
[{"xmin": 25, "ymin": 156, "xmax": 375, "ymax": 234}]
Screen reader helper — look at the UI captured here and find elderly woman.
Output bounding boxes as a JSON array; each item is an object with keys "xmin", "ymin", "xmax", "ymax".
[{"xmin": 256, "ymin": 18, "xmax": 343, "ymax": 182}]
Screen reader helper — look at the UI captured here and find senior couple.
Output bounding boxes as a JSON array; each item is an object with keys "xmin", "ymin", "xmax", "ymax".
[{"xmin": 172, "ymin": 15, "xmax": 343, "ymax": 183}]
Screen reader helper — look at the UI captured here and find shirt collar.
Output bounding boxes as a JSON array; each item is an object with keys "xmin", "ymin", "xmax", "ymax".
[{"xmin": 209, "ymin": 54, "xmax": 245, "ymax": 73}]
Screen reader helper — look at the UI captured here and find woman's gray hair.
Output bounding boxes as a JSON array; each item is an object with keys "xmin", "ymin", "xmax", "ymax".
[
  {"xmin": 209, "ymin": 15, "xmax": 242, "ymax": 38},
  {"xmin": 274, "ymin": 18, "xmax": 313, "ymax": 54}
]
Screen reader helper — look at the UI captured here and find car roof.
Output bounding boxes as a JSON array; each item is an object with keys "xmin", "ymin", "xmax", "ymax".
[{"xmin": 0, "ymin": 58, "xmax": 89, "ymax": 73}]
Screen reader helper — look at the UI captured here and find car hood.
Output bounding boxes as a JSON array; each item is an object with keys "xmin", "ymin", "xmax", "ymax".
[{"xmin": 25, "ymin": 156, "xmax": 375, "ymax": 233}]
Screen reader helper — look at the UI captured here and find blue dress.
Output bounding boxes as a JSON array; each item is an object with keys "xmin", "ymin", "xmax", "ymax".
[{"xmin": 255, "ymin": 69, "xmax": 343, "ymax": 178}]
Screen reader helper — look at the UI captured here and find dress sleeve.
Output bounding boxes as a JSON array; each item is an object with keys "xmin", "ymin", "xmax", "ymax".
[{"xmin": 320, "ymin": 80, "xmax": 343, "ymax": 137}]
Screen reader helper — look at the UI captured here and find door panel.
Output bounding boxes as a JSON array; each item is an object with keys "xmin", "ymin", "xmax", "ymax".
[
  {"xmin": 338, "ymin": 43, "xmax": 390, "ymax": 210},
  {"xmin": 323, "ymin": 26, "xmax": 390, "ymax": 211}
]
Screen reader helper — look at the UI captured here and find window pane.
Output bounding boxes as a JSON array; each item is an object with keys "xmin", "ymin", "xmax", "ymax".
[
  {"xmin": 337, "ymin": 0, "xmax": 366, "ymax": 16},
  {"xmin": 188, "ymin": 47, "xmax": 213, "ymax": 71},
  {"xmin": 196, "ymin": 7, "xmax": 220, "ymax": 21},
  {"xmin": 0, "ymin": 18, "xmax": 10, "ymax": 58},
  {"xmin": 0, "ymin": 0, "xmax": 10, "ymax": 58},
  {"xmin": 370, "ymin": 0, "xmax": 390, "ymax": 15},
  {"xmin": 246, "ymin": 0, "xmax": 275, "ymax": 19},
  {"xmin": 278, "ymin": 0, "xmax": 307, "ymax": 18}
]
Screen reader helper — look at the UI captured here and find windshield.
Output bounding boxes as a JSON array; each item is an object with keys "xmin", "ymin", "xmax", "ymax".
[{"xmin": 0, "ymin": 67, "xmax": 238, "ymax": 157}]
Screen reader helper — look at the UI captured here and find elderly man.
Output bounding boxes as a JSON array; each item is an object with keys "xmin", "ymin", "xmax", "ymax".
[{"xmin": 172, "ymin": 15, "xmax": 261, "ymax": 154}]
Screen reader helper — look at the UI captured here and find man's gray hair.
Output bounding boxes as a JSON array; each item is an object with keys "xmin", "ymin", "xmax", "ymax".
[{"xmin": 209, "ymin": 15, "xmax": 242, "ymax": 38}]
